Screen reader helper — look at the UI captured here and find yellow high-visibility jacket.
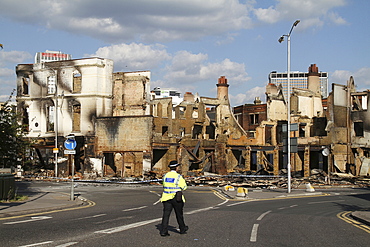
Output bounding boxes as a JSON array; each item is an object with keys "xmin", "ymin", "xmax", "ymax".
[{"xmin": 160, "ymin": 170, "xmax": 187, "ymax": 202}]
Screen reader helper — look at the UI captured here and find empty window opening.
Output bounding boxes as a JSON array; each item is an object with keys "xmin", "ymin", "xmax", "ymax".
[
  {"xmin": 47, "ymin": 105, "xmax": 55, "ymax": 132},
  {"xmin": 73, "ymin": 73, "xmax": 82, "ymax": 93},
  {"xmin": 103, "ymin": 153, "xmax": 116, "ymax": 174},
  {"xmin": 265, "ymin": 125, "xmax": 272, "ymax": 144},
  {"xmin": 250, "ymin": 114, "xmax": 259, "ymax": 125},
  {"xmin": 180, "ymin": 127, "xmax": 185, "ymax": 137},
  {"xmin": 354, "ymin": 122, "xmax": 364, "ymax": 137},
  {"xmin": 206, "ymin": 124, "xmax": 215, "ymax": 139},
  {"xmin": 23, "ymin": 107, "xmax": 29, "ymax": 131},
  {"xmin": 299, "ymin": 124, "xmax": 306, "ymax": 137},
  {"xmin": 72, "ymin": 104, "xmax": 81, "ymax": 132},
  {"xmin": 192, "ymin": 125, "xmax": 202, "ymax": 139},
  {"xmin": 162, "ymin": 126, "xmax": 168, "ymax": 136},
  {"xmin": 251, "ymin": 151, "xmax": 257, "ymax": 170},
  {"xmin": 192, "ymin": 107, "xmax": 199, "ymax": 118},
  {"xmin": 22, "ymin": 77, "xmax": 29, "ymax": 95}
]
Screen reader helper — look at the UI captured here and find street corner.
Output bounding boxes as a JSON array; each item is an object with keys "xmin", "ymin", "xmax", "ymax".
[{"xmin": 0, "ymin": 193, "xmax": 94, "ymax": 220}]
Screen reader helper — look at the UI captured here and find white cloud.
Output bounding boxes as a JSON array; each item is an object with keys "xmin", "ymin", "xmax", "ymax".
[
  {"xmin": 254, "ymin": 0, "xmax": 347, "ymax": 28},
  {"xmin": 0, "ymin": 0, "xmax": 252, "ymax": 43},
  {"xmin": 90, "ymin": 44, "xmax": 251, "ymax": 99},
  {"xmin": 0, "ymin": 51, "xmax": 32, "ymax": 66},
  {"xmin": 254, "ymin": 6, "xmax": 281, "ymax": 24},
  {"xmin": 327, "ymin": 11, "xmax": 347, "ymax": 25},
  {"xmin": 0, "ymin": 68, "xmax": 14, "ymax": 77},
  {"xmin": 164, "ymin": 51, "xmax": 250, "ymax": 88},
  {"xmin": 89, "ymin": 43, "xmax": 171, "ymax": 71},
  {"xmin": 331, "ymin": 68, "xmax": 370, "ymax": 89},
  {"xmin": 0, "ymin": 0, "xmax": 349, "ymax": 43},
  {"xmin": 229, "ymin": 86, "xmax": 266, "ymax": 106},
  {"xmin": 331, "ymin": 70, "xmax": 352, "ymax": 83}
]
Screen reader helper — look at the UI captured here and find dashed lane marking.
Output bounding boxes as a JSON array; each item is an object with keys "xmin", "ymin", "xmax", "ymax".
[
  {"xmin": 257, "ymin": 211, "xmax": 271, "ymax": 221},
  {"xmin": 55, "ymin": 242, "xmax": 78, "ymax": 247},
  {"xmin": 250, "ymin": 224, "xmax": 259, "ymax": 242},
  {"xmin": 18, "ymin": 241, "xmax": 54, "ymax": 247},
  {"xmin": 122, "ymin": 206, "xmax": 148, "ymax": 212}
]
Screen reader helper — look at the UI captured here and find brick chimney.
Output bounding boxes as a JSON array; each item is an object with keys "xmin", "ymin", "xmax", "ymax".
[
  {"xmin": 307, "ymin": 64, "xmax": 320, "ymax": 94},
  {"xmin": 183, "ymin": 92, "xmax": 194, "ymax": 102},
  {"xmin": 217, "ymin": 76, "xmax": 229, "ymax": 100}
]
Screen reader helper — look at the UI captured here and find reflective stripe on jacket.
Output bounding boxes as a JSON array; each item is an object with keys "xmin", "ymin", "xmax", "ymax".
[{"xmin": 160, "ymin": 171, "xmax": 187, "ymax": 202}]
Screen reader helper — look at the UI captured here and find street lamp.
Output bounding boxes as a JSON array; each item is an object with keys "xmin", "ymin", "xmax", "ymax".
[
  {"xmin": 279, "ymin": 20, "xmax": 300, "ymax": 193},
  {"xmin": 48, "ymin": 68, "xmax": 59, "ymax": 177}
]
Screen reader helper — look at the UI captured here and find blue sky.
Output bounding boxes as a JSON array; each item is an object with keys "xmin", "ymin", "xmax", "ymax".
[{"xmin": 0, "ymin": 0, "xmax": 369, "ymax": 106}]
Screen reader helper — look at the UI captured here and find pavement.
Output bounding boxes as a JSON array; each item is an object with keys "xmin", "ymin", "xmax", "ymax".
[
  {"xmin": 0, "ymin": 187, "xmax": 87, "ymax": 218},
  {"xmin": 0, "ymin": 182, "xmax": 369, "ymax": 227}
]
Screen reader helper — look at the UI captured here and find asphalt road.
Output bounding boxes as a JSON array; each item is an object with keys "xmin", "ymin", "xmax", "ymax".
[{"xmin": 0, "ymin": 182, "xmax": 369, "ymax": 247}]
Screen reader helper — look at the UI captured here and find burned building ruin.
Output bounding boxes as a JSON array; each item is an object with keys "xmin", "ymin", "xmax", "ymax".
[{"xmin": 15, "ymin": 59, "xmax": 370, "ymax": 178}]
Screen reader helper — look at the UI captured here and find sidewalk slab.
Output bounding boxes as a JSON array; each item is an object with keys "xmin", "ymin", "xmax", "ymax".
[{"xmin": 0, "ymin": 192, "xmax": 84, "ymax": 218}]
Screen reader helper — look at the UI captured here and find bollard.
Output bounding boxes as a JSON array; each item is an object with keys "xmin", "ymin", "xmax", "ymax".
[
  {"xmin": 236, "ymin": 187, "xmax": 248, "ymax": 197},
  {"xmin": 224, "ymin": 185, "xmax": 235, "ymax": 191},
  {"xmin": 305, "ymin": 183, "xmax": 315, "ymax": 192}
]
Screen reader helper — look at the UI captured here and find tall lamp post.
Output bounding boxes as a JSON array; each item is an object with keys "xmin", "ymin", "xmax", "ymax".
[
  {"xmin": 49, "ymin": 68, "xmax": 59, "ymax": 177},
  {"xmin": 279, "ymin": 20, "xmax": 300, "ymax": 193}
]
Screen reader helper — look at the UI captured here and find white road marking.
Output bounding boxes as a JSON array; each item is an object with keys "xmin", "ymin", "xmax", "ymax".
[
  {"xmin": 95, "ymin": 218, "xmax": 161, "ymax": 234},
  {"xmin": 151, "ymin": 191, "xmax": 162, "ymax": 205},
  {"xmin": 257, "ymin": 210, "xmax": 271, "ymax": 221},
  {"xmin": 18, "ymin": 241, "xmax": 54, "ymax": 247},
  {"xmin": 74, "ymin": 214, "xmax": 106, "ymax": 220},
  {"xmin": 250, "ymin": 224, "xmax": 259, "ymax": 242},
  {"xmin": 55, "ymin": 242, "xmax": 78, "ymax": 247},
  {"xmin": 4, "ymin": 216, "xmax": 52, "ymax": 225},
  {"xmin": 150, "ymin": 191, "xmax": 161, "ymax": 197},
  {"xmin": 227, "ymin": 201, "xmax": 250, "ymax": 207},
  {"xmin": 278, "ymin": 204, "xmax": 298, "ymax": 210},
  {"xmin": 185, "ymin": 206, "xmax": 215, "ymax": 215},
  {"xmin": 122, "ymin": 206, "xmax": 147, "ymax": 212},
  {"xmin": 217, "ymin": 200, "xmax": 229, "ymax": 206},
  {"xmin": 96, "ymin": 201, "xmax": 227, "ymax": 234}
]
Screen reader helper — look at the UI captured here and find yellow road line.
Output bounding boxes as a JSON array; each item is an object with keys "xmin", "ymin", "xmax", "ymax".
[
  {"xmin": 0, "ymin": 199, "xmax": 95, "ymax": 221},
  {"xmin": 337, "ymin": 211, "xmax": 370, "ymax": 234}
]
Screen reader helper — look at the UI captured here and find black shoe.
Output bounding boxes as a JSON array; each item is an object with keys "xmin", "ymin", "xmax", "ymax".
[
  {"xmin": 160, "ymin": 232, "xmax": 170, "ymax": 237},
  {"xmin": 180, "ymin": 226, "xmax": 189, "ymax": 234}
]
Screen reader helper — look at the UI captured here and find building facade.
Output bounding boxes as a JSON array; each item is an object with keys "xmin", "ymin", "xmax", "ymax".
[
  {"xmin": 16, "ymin": 58, "xmax": 114, "ymax": 176},
  {"xmin": 15, "ymin": 58, "xmax": 369, "ymax": 179},
  {"xmin": 35, "ymin": 50, "xmax": 72, "ymax": 63}
]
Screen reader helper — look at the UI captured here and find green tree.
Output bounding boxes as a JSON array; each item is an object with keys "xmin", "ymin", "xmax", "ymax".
[{"xmin": 0, "ymin": 90, "xmax": 31, "ymax": 168}]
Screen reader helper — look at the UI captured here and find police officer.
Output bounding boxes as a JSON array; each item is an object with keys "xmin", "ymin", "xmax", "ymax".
[{"xmin": 160, "ymin": 160, "xmax": 188, "ymax": 237}]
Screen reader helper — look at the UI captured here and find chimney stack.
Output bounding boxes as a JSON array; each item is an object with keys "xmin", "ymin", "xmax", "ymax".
[
  {"xmin": 183, "ymin": 92, "xmax": 194, "ymax": 102},
  {"xmin": 217, "ymin": 76, "xmax": 229, "ymax": 100},
  {"xmin": 307, "ymin": 64, "xmax": 321, "ymax": 95}
]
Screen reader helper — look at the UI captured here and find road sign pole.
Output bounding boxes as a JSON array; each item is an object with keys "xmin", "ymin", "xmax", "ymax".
[
  {"xmin": 70, "ymin": 154, "xmax": 75, "ymax": 201},
  {"xmin": 64, "ymin": 135, "xmax": 77, "ymax": 201}
]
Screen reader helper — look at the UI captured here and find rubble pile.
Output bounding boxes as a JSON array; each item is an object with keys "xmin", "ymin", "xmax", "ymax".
[{"xmin": 184, "ymin": 170, "xmax": 370, "ymax": 189}]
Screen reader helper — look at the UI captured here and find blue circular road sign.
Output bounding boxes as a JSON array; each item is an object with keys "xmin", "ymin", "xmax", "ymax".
[{"xmin": 64, "ymin": 138, "xmax": 77, "ymax": 150}]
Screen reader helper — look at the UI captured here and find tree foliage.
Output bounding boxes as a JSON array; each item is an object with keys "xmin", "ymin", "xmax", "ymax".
[{"xmin": 0, "ymin": 90, "xmax": 31, "ymax": 168}]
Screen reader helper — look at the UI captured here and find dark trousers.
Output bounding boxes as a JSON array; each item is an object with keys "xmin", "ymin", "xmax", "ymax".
[{"xmin": 161, "ymin": 198, "xmax": 186, "ymax": 234}]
